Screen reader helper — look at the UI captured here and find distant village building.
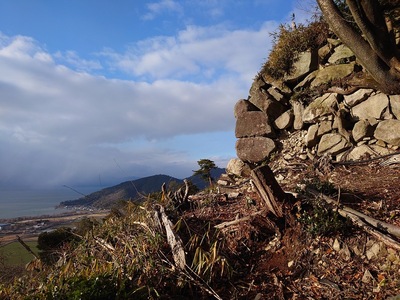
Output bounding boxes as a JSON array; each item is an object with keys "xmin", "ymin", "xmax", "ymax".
[{"xmin": 0, "ymin": 223, "xmax": 11, "ymax": 230}]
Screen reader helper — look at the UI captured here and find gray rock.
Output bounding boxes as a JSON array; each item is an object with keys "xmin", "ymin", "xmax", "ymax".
[
  {"xmin": 333, "ymin": 238, "xmax": 341, "ymax": 251},
  {"xmin": 346, "ymin": 144, "xmax": 376, "ymax": 160},
  {"xmin": 310, "ymin": 63, "xmax": 356, "ymax": 89},
  {"xmin": 296, "ymin": 63, "xmax": 355, "ymax": 91},
  {"xmin": 370, "ymin": 144, "xmax": 393, "ymax": 155},
  {"xmin": 267, "ymin": 86, "xmax": 287, "ymax": 104},
  {"xmin": 249, "ymin": 75, "xmax": 269, "ymax": 97},
  {"xmin": 327, "ymin": 38, "xmax": 341, "ymax": 47},
  {"xmin": 374, "ymin": 119, "xmax": 400, "ymax": 146},
  {"xmin": 317, "ymin": 120, "xmax": 332, "ymax": 137},
  {"xmin": 368, "ymin": 117, "xmax": 379, "ymax": 126},
  {"xmin": 293, "ymin": 70, "xmax": 317, "ymax": 92},
  {"xmin": 328, "ymin": 44, "xmax": 355, "ymax": 64},
  {"xmin": 234, "ymin": 99, "xmax": 259, "ymax": 118},
  {"xmin": 228, "ymin": 192, "xmax": 240, "ymax": 199},
  {"xmin": 361, "ymin": 270, "xmax": 374, "ymax": 283},
  {"xmin": 351, "ymin": 93, "xmax": 389, "ymax": 120},
  {"xmin": 382, "ymin": 106, "xmax": 393, "ymax": 120},
  {"xmin": 235, "ymin": 111, "xmax": 274, "ymax": 138},
  {"xmin": 302, "ymin": 93, "xmax": 338, "ymax": 123},
  {"xmin": 226, "ymin": 158, "xmax": 251, "ymax": 177},
  {"xmin": 284, "ymin": 50, "xmax": 319, "ymax": 84},
  {"xmin": 366, "ymin": 242, "xmax": 382, "ymax": 260},
  {"xmin": 249, "ymin": 89, "xmax": 286, "ymax": 120},
  {"xmin": 236, "ymin": 137, "xmax": 276, "ymax": 163},
  {"xmin": 274, "ymin": 110, "xmax": 294, "ymax": 130},
  {"xmin": 318, "ymin": 43, "xmax": 333, "ymax": 62},
  {"xmin": 389, "ymin": 95, "xmax": 400, "ymax": 119},
  {"xmin": 343, "ymin": 88, "xmax": 374, "ymax": 108},
  {"xmin": 217, "ymin": 180, "xmax": 228, "ymax": 186},
  {"xmin": 292, "ymin": 100, "xmax": 304, "ymax": 130},
  {"xmin": 262, "ymin": 75, "xmax": 292, "ymax": 95},
  {"xmin": 305, "ymin": 124, "xmax": 319, "ymax": 147},
  {"xmin": 352, "ymin": 120, "xmax": 374, "ymax": 142},
  {"xmin": 317, "ymin": 133, "xmax": 351, "ymax": 156},
  {"xmin": 249, "ymin": 75, "xmax": 286, "ymax": 119}
]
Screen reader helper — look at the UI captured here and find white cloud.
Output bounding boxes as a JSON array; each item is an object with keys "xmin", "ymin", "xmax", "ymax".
[
  {"xmin": 54, "ymin": 50, "xmax": 102, "ymax": 72},
  {"xmin": 104, "ymin": 22, "xmax": 276, "ymax": 85},
  {"xmin": 0, "ymin": 19, "xmax": 278, "ymax": 187},
  {"xmin": 0, "ymin": 33, "xmax": 247, "ymax": 187},
  {"xmin": 142, "ymin": 0, "xmax": 183, "ymax": 20}
]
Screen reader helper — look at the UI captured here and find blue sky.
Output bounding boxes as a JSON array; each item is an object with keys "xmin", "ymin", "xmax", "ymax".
[{"xmin": 0, "ymin": 0, "xmax": 315, "ymax": 188}]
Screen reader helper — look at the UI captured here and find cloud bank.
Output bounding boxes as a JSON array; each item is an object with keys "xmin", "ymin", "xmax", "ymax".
[{"xmin": 0, "ymin": 20, "xmax": 277, "ymax": 188}]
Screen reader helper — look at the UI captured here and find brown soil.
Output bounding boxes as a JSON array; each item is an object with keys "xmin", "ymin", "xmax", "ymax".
[{"xmin": 181, "ymin": 156, "xmax": 400, "ymax": 299}]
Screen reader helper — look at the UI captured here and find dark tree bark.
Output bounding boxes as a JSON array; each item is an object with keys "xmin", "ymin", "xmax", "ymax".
[{"xmin": 317, "ymin": 0, "xmax": 400, "ymax": 94}]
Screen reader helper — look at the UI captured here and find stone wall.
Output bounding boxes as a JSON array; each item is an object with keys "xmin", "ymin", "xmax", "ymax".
[{"xmin": 234, "ymin": 39, "xmax": 400, "ymax": 167}]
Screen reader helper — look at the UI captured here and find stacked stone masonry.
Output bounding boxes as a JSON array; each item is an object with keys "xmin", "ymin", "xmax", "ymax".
[{"xmin": 235, "ymin": 38, "xmax": 400, "ymax": 165}]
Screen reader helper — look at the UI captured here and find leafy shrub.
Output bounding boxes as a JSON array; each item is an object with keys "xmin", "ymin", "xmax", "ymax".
[
  {"xmin": 299, "ymin": 198, "xmax": 352, "ymax": 237},
  {"xmin": 297, "ymin": 179, "xmax": 352, "ymax": 237},
  {"xmin": 37, "ymin": 227, "xmax": 79, "ymax": 265}
]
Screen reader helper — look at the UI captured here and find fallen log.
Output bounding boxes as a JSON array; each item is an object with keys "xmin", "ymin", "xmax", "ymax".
[
  {"xmin": 308, "ymin": 189, "xmax": 400, "ymax": 239},
  {"xmin": 307, "ymin": 188, "xmax": 400, "ymax": 251},
  {"xmin": 154, "ymin": 205, "xmax": 186, "ymax": 269},
  {"xmin": 214, "ymin": 210, "xmax": 264, "ymax": 229}
]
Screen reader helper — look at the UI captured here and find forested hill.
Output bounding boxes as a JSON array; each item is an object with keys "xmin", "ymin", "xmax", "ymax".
[
  {"xmin": 60, "ymin": 174, "xmax": 183, "ymax": 209},
  {"xmin": 60, "ymin": 168, "xmax": 225, "ymax": 209}
]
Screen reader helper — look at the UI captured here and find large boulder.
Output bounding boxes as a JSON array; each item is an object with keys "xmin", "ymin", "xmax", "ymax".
[
  {"xmin": 343, "ymin": 89, "xmax": 374, "ymax": 108},
  {"xmin": 226, "ymin": 158, "xmax": 252, "ymax": 177},
  {"xmin": 352, "ymin": 120, "xmax": 374, "ymax": 142},
  {"xmin": 374, "ymin": 119, "xmax": 400, "ymax": 146},
  {"xmin": 310, "ymin": 63, "xmax": 356, "ymax": 89},
  {"xmin": 234, "ymin": 99, "xmax": 259, "ymax": 118},
  {"xmin": 351, "ymin": 93, "xmax": 389, "ymax": 120},
  {"xmin": 235, "ymin": 111, "xmax": 274, "ymax": 138},
  {"xmin": 328, "ymin": 44, "xmax": 355, "ymax": 65},
  {"xmin": 317, "ymin": 133, "xmax": 351, "ymax": 156},
  {"xmin": 302, "ymin": 93, "xmax": 338, "ymax": 123},
  {"xmin": 249, "ymin": 88, "xmax": 286, "ymax": 121},
  {"xmin": 346, "ymin": 144, "xmax": 378, "ymax": 160},
  {"xmin": 292, "ymin": 100, "xmax": 304, "ymax": 130},
  {"xmin": 236, "ymin": 137, "xmax": 276, "ymax": 163},
  {"xmin": 389, "ymin": 95, "xmax": 400, "ymax": 119},
  {"xmin": 294, "ymin": 63, "xmax": 355, "ymax": 91},
  {"xmin": 274, "ymin": 110, "xmax": 294, "ymax": 130},
  {"xmin": 284, "ymin": 50, "xmax": 319, "ymax": 84},
  {"xmin": 305, "ymin": 124, "xmax": 319, "ymax": 147},
  {"xmin": 318, "ymin": 43, "xmax": 333, "ymax": 62}
]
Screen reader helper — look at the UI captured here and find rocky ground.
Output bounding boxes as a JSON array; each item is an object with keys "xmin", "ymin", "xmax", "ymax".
[{"xmin": 182, "ymin": 131, "xmax": 400, "ymax": 299}]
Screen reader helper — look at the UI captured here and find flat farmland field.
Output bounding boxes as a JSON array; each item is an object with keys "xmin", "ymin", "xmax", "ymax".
[{"xmin": 0, "ymin": 240, "xmax": 38, "ymax": 266}]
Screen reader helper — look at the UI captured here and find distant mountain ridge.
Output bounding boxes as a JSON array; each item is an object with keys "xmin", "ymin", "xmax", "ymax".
[{"xmin": 60, "ymin": 168, "xmax": 225, "ymax": 209}]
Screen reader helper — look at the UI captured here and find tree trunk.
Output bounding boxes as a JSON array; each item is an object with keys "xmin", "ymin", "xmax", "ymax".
[
  {"xmin": 250, "ymin": 165, "xmax": 286, "ymax": 218},
  {"xmin": 317, "ymin": 0, "xmax": 400, "ymax": 94}
]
